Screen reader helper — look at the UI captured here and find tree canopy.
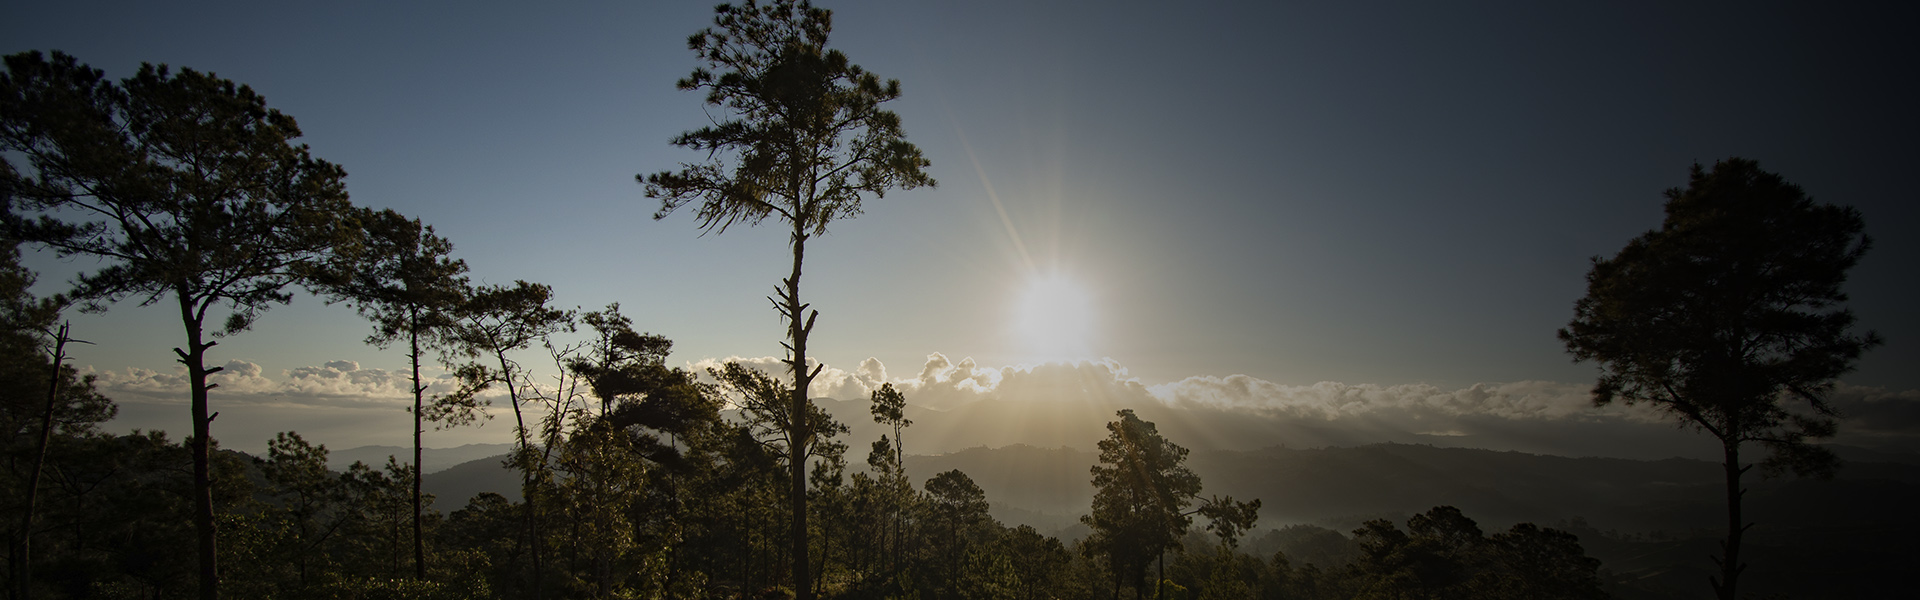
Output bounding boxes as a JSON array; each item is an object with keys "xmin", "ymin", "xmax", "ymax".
[
  {"xmin": 642, "ymin": 2, "xmax": 934, "ymax": 597},
  {"xmin": 1083, "ymin": 409, "xmax": 1205, "ymax": 599},
  {"xmin": 1560, "ymin": 157, "xmax": 1880, "ymax": 600},
  {"xmin": 2, "ymin": 49, "xmax": 360, "ymax": 600}
]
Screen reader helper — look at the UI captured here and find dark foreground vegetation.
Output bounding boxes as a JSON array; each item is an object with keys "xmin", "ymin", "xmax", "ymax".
[
  {"xmin": 2, "ymin": 0, "xmax": 1889, "ymax": 598},
  {"xmin": 1, "ymin": 329, "xmax": 1613, "ymax": 599}
]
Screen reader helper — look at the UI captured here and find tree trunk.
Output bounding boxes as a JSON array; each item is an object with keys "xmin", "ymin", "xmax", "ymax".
[
  {"xmin": 502, "ymin": 356, "xmax": 543, "ymax": 600},
  {"xmin": 17, "ymin": 323, "xmax": 73, "ymax": 600},
  {"xmin": 410, "ymin": 321, "xmax": 427, "ymax": 580},
  {"xmin": 1711, "ymin": 439, "xmax": 1748, "ymax": 600},
  {"xmin": 176, "ymin": 288, "xmax": 220, "ymax": 600},
  {"xmin": 787, "ymin": 226, "xmax": 816, "ymax": 600},
  {"xmin": 894, "ymin": 426, "xmax": 905, "ymax": 578}
]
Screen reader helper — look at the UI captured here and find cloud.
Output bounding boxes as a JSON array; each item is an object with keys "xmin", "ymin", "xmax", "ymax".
[
  {"xmin": 684, "ymin": 355, "xmax": 889, "ymax": 403},
  {"xmin": 688, "ymin": 352, "xmax": 1152, "ymax": 411},
  {"xmin": 87, "ymin": 359, "xmax": 432, "ymax": 409},
  {"xmin": 1147, "ymin": 376, "xmax": 1664, "ymax": 422},
  {"xmin": 692, "ymin": 353, "xmax": 1920, "ymax": 459},
  {"xmin": 102, "ymin": 353, "xmax": 1915, "ymax": 459},
  {"xmin": 1826, "ymin": 384, "xmax": 1920, "ymax": 449}
]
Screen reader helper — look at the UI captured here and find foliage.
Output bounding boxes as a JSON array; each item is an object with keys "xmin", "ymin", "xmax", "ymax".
[
  {"xmin": 711, "ymin": 361, "xmax": 851, "ymax": 471},
  {"xmin": 1347, "ymin": 506, "xmax": 1605, "ymax": 600},
  {"xmin": 921, "ymin": 469, "xmax": 992, "ymax": 598},
  {"xmin": 643, "ymin": 0, "xmax": 935, "ymax": 237},
  {"xmin": 312, "ymin": 207, "xmax": 473, "ymax": 579},
  {"xmin": 1, "ymin": 49, "xmax": 363, "ymax": 599},
  {"xmin": 645, "ymin": 2, "xmax": 934, "ymax": 597},
  {"xmin": 1560, "ymin": 158, "xmax": 1879, "ymax": 600},
  {"xmin": 0, "ymin": 241, "xmax": 114, "ymax": 440},
  {"xmin": 1083, "ymin": 409, "xmax": 1205, "ymax": 599}
]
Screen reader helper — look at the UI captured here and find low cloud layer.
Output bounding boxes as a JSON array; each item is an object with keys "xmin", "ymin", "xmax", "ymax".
[
  {"xmin": 87, "ymin": 353, "xmax": 1920, "ymax": 459},
  {"xmin": 690, "ymin": 353, "xmax": 1920, "ymax": 460},
  {"xmin": 89, "ymin": 360, "xmax": 429, "ymax": 408}
]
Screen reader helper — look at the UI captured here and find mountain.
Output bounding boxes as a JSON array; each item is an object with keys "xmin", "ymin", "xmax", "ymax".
[
  {"xmin": 910, "ymin": 443, "xmax": 1920, "ymax": 533},
  {"xmin": 905, "ymin": 445, "xmax": 1092, "ymax": 532},
  {"xmin": 418, "ymin": 441, "xmax": 1920, "ymax": 538},
  {"xmin": 807, "ymin": 393, "xmax": 1746, "ymax": 462},
  {"xmin": 422, "ymin": 453, "xmax": 524, "ymax": 506},
  {"xmin": 328, "ymin": 443, "xmax": 514, "ymax": 475}
]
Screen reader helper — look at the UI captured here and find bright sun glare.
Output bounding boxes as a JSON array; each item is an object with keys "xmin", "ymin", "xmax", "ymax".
[{"xmin": 1013, "ymin": 274, "xmax": 1095, "ymax": 361}]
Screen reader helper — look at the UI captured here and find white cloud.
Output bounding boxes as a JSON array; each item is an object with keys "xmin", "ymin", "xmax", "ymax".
[
  {"xmin": 87, "ymin": 359, "xmax": 427, "ymax": 408},
  {"xmin": 1147, "ymin": 376, "xmax": 1664, "ymax": 422},
  {"xmin": 686, "ymin": 353, "xmax": 1920, "ymax": 458},
  {"xmin": 90, "ymin": 353, "xmax": 1918, "ymax": 459}
]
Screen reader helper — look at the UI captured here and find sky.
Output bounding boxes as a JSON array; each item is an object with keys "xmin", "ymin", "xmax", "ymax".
[{"xmin": 6, "ymin": 0, "xmax": 1917, "ymax": 457}]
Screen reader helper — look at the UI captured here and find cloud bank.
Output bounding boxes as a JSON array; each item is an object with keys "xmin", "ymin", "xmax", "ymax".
[
  {"xmin": 688, "ymin": 353, "xmax": 1920, "ymax": 460},
  {"xmin": 88, "ymin": 359, "xmax": 430, "ymax": 408},
  {"xmin": 85, "ymin": 353, "xmax": 1920, "ymax": 459}
]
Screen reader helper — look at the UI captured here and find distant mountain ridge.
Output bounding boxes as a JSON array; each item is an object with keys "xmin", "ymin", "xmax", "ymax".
[
  {"xmin": 419, "ymin": 441, "xmax": 1920, "ymax": 539},
  {"xmin": 327, "ymin": 443, "xmax": 513, "ymax": 474}
]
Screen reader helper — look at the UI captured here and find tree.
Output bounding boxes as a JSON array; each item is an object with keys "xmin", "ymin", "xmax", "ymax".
[
  {"xmin": 0, "ymin": 239, "xmax": 115, "ymax": 600},
  {"xmin": 316, "ymin": 207, "xmax": 471, "ymax": 580},
  {"xmin": 643, "ymin": 2, "xmax": 934, "ymax": 596},
  {"xmin": 1083, "ymin": 409, "xmax": 1203, "ymax": 600},
  {"xmin": 923, "ymin": 469, "xmax": 991, "ymax": 599},
  {"xmin": 554, "ymin": 307, "xmax": 723, "ymax": 597},
  {"xmin": 1348, "ymin": 507, "xmax": 1603, "ymax": 600},
  {"xmin": 1197, "ymin": 495, "xmax": 1261, "ymax": 550},
  {"xmin": 1, "ymin": 50, "xmax": 359, "ymax": 599},
  {"xmin": 259, "ymin": 432, "xmax": 351, "ymax": 590},
  {"xmin": 1001, "ymin": 525, "xmax": 1072, "ymax": 600},
  {"xmin": 1559, "ymin": 158, "xmax": 1880, "ymax": 600},
  {"xmin": 867, "ymin": 382, "xmax": 912, "ymax": 573},
  {"xmin": 446, "ymin": 280, "xmax": 571, "ymax": 598}
]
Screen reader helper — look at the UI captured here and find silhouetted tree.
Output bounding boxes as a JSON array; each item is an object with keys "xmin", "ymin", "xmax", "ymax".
[
  {"xmin": 1487, "ymin": 523, "xmax": 1603, "ymax": 600},
  {"xmin": 923, "ymin": 469, "xmax": 991, "ymax": 598},
  {"xmin": 447, "ymin": 281, "xmax": 572, "ymax": 598},
  {"xmin": 1198, "ymin": 495, "xmax": 1261, "ymax": 550},
  {"xmin": 1084, "ymin": 409, "xmax": 1204, "ymax": 600},
  {"xmin": 1560, "ymin": 158, "xmax": 1880, "ymax": 600},
  {"xmin": 1348, "ymin": 507, "xmax": 1603, "ymax": 600},
  {"xmin": 0, "ymin": 239, "xmax": 114, "ymax": 600},
  {"xmin": 709, "ymin": 361, "xmax": 852, "ymax": 594},
  {"xmin": 316, "ymin": 207, "xmax": 471, "ymax": 580},
  {"xmin": 1, "ymin": 50, "xmax": 359, "ymax": 600},
  {"xmin": 259, "ymin": 432, "xmax": 350, "ymax": 590},
  {"xmin": 550, "ymin": 307, "xmax": 722, "ymax": 597},
  {"xmin": 1002, "ymin": 525, "xmax": 1072, "ymax": 600},
  {"xmin": 867, "ymin": 382, "xmax": 912, "ymax": 575},
  {"xmin": 644, "ymin": 2, "xmax": 934, "ymax": 595}
]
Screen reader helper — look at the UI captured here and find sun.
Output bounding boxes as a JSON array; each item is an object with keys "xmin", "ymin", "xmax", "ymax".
[{"xmin": 1012, "ymin": 274, "xmax": 1096, "ymax": 361}]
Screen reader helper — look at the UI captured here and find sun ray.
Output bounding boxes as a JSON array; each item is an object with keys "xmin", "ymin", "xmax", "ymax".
[{"xmin": 949, "ymin": 113, "xmax": 1035, "ymax": 274}]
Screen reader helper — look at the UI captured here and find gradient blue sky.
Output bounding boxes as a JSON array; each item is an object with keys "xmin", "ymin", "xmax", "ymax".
[{"xmin": 6, "ymin": 1, "xmax": 1915, "ymax": 454}]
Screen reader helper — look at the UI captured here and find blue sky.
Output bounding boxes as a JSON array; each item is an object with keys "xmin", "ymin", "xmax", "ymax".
[{"xmin": 7, "ymin": 1, "xmax": 1916, "ymax": 454}]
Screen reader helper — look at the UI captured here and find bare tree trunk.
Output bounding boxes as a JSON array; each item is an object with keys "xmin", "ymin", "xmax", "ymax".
[
  {"xmin": 786, "ymin": 226, "xmax": 817, "ymax": 600},
  {"xmin": 176, "ymin": 288, "xmax": 222, "ymax": 600},
  {"xmin": 410, "ymin": 320, "xmax": 428, "ymax": 580},
  {"xmin": 1711, "ymin": 439, "xmax": 1748, "ymax": 600},
  {"xmin": 17, "ymin": 323, "xmax": 74, "ymax": 600}
]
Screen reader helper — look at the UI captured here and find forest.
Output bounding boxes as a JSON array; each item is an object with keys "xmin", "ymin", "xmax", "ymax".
[{"xmin": 2, "ymin": 1, "xmax": 1896, "ymax": 599}]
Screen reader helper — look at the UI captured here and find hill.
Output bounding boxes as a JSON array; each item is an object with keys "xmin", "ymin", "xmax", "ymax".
[
  {"xmin": 423, "ymin": 453, "xmax": 523, "ymax": 505},
  {"xmin": 327, "ymin": 443, "xmax": 514, "ymax": 474},
  {"xmin": 422, "ymin": 442, "xmax": 1920, "ymax": 536}
]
